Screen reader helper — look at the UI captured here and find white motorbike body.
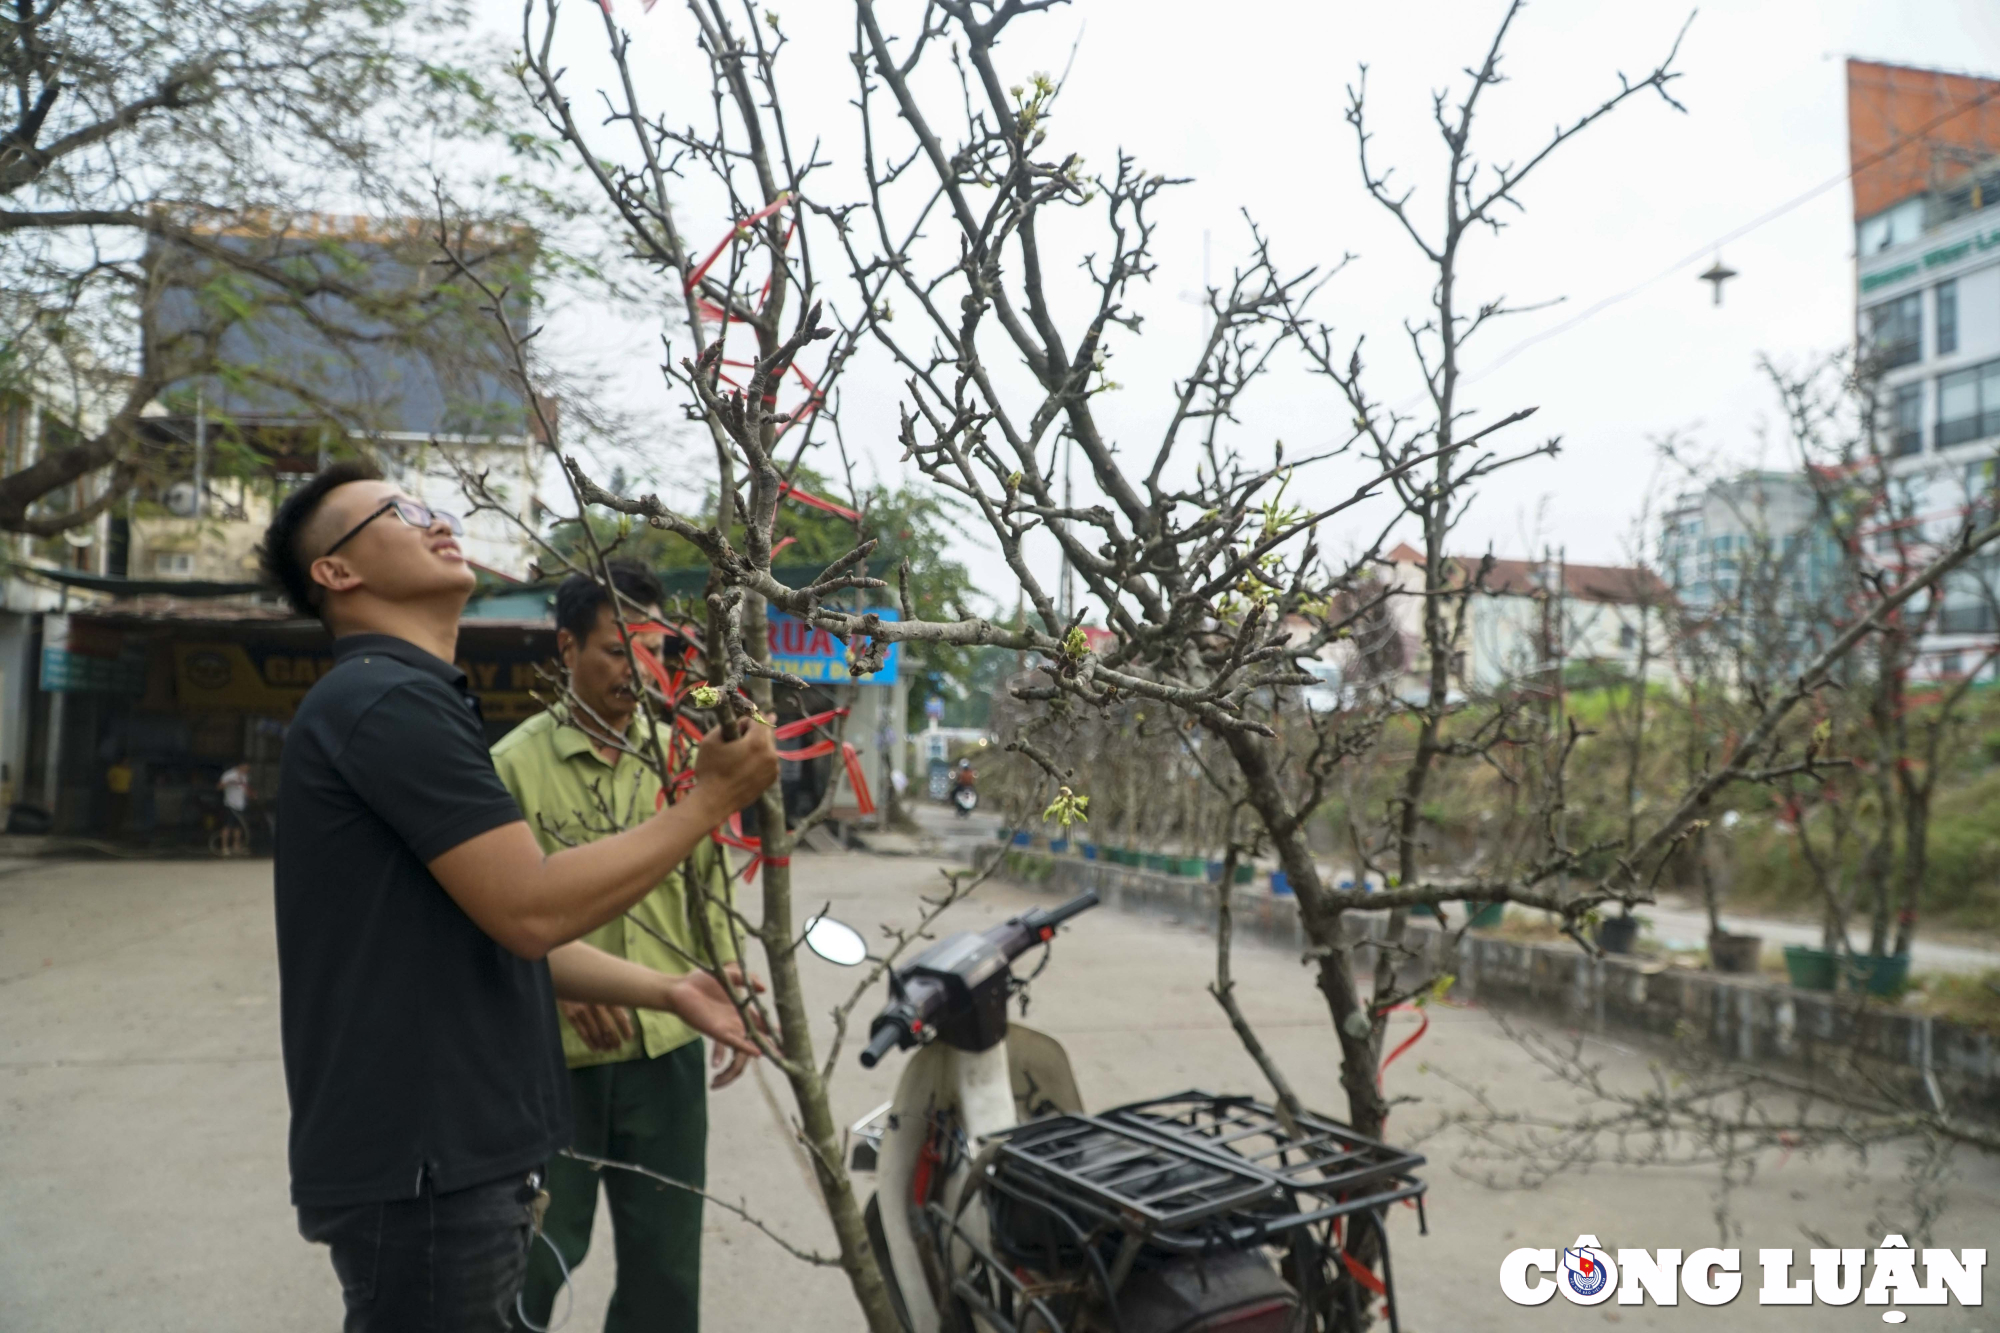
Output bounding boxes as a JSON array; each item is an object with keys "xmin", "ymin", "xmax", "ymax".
[{"xmin": 866, "ymin": 1024, "xmax": 1084, "ymax": 1332}]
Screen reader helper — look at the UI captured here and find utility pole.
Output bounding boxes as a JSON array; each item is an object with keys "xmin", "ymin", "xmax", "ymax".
[
  {"xmin": 1553, "ymin": 545, "xmax": 1569, "ymax": 899},
  {"xmin": 193, "ymin": 387, "xmax": 207, "ymax": 519}
]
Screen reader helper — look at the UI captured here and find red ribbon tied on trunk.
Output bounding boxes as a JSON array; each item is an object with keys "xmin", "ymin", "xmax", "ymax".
[{"xmin": 620, "ymin": 622, "xmax": 874, "ymax": 877}]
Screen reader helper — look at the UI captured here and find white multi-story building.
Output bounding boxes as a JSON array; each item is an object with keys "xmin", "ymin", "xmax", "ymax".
[{"xmin": 1851, "ymin": 59, "xmax": 2000, "ymax": 676}]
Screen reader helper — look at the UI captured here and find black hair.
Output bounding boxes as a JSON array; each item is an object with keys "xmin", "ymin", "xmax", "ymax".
[
  {"xmin": 259, "ymin": 460, "xmax": 384, "ymax": 619},
  {"xmin": 555, "ymin": 560, "xmax": 665, "ymax": 643}
]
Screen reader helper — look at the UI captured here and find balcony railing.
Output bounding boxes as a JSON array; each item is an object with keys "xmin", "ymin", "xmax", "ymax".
[{"xmin": 1938, "ymin": 412, "xmax": 2000, "ymax": 450}]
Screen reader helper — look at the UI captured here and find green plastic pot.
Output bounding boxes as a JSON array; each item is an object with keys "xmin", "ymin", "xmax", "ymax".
[
  {"xmin": 1465, "ymin": 901, "xmax": 1505, "ymax": 930},
  {"xmin": 1178, "ymin": 857, "xmax": 1207, "ymax": 876},
  {"xmin": 1782, "ymin": 945, "xmax": 1837, "ymax": 991},
  {"xmin": 1783, "ymin": 946, "xmax": 1911, "ymax": 996},
  {"xmin": 1849, "ymin": 952, "xmax": 1912, "ymax": 996},
  {"xmin": 1143, "ymin": 853, "xmax": 1171, "ymax": 873}
]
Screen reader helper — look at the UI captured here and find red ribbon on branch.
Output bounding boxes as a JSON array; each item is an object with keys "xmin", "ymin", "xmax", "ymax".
[
  {"xmin": 618, "ymin": 623, "xmax": 874, "ymax": 877},
  {"xmin": 681, "ymin": 197, "xmax": 833, "ymax": 444},
  {"xmin": 1376, "ymin": 1003, "xmax": 1430, "ymax": 1087}
]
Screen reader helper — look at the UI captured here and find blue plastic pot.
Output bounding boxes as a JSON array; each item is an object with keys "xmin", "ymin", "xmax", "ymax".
[{"xmin": 1270, "ymin": 870, "xmax": 1293, "ymax": 896}]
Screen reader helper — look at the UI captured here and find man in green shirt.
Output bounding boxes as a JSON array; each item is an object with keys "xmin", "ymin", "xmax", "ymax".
[{"xmin": 498, "ymin": 561, "xmax": 743, "ymax": 1332}]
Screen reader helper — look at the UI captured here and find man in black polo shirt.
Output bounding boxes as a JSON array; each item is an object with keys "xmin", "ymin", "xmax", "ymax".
[{"xmin": 260, "ymin": 462, "xmax": 778, "ymax": 1332}]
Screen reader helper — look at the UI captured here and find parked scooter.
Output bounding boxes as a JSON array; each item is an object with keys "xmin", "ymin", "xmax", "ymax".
[{"xmin": 805, "ymin": 891, "xmax": 1427, "ymax": 1333}]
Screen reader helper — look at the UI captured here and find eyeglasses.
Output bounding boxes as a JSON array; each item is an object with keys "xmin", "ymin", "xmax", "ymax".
[{"xmin": 321, "ymin": 498, "xmax": 464, "ymax": 558}]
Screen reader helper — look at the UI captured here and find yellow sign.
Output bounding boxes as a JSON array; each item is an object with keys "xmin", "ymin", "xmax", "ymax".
[{"xmin": 172, "ymin": 642, "xmax": 545, "ymax": 719}]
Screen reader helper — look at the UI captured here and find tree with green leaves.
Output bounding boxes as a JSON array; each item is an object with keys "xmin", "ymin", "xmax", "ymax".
[
  {"xmin": 0, "ymin": 0, "xmax": 522, "ymax": 534},
  {"xmin": 556, "ymin": 467, "xmax": 981, "ymax": 729}
]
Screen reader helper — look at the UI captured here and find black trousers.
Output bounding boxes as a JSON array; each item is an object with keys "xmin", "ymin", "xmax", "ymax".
[{"xmin": 298, "ymin": 1172, "xmax": 542, "ymax": 1333}]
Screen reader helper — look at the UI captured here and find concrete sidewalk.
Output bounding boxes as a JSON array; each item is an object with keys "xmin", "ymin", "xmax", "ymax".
[{"xmin": 2, "ymin": 854, "xmax": 1994, "ymax": 1331}]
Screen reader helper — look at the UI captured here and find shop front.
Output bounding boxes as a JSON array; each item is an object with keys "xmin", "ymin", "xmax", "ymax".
[
  {"xmin": 22, "ymin": 593, "xmax": 905, "ymax": 844},
  {"xmin": 35, "ymin": 602, "xmax": 553, "ymax": 845}
]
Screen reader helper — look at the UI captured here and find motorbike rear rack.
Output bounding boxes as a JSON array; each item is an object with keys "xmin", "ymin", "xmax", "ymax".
[{"xmin": 988, "ymin": 1090, "xmax": 1427, "ymax": 1254}]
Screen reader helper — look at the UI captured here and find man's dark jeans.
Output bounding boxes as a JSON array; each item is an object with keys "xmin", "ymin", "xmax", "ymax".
[{"xmin": 298, "ymin": 1172, "xmax": 542, "ymax": 1333}]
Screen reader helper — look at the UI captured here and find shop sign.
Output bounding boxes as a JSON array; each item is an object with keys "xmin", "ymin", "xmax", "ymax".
[
  {"xmin": 767, "ymin": 608, "xmax": 900, "ymax": 686},
  {"xmin": 173, "ymin": 641, "xmax": 550, "ymax": 719},
  {"xmin": 1859, "ymin": 224, "xmax": 2000, "ymax": 292},
  {"xmin": 41, "ymin": 614, "xmax": 148, "ymax": 694}
]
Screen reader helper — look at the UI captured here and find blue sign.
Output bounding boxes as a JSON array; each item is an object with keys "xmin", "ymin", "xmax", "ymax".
[
  {"xmin": 766, "ymin": 607, "xmax": 900, "ymax": 686},
  {"xmin": 40, "ymin": 614, "xmax": 148, "ymax": 695}
]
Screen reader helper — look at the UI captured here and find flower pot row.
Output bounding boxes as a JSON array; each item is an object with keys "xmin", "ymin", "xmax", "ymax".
[{"xmin": 1408, "ymin": 900, "xmax": 1506, "ymax": 929}]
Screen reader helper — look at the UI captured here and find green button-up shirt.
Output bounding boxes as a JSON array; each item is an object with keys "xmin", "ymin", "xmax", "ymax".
[{"xmin": 491, "ymin": 707, "xmax": 737, "ymax": 1068}]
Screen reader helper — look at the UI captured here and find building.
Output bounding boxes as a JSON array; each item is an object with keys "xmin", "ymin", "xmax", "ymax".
[
  {"xmin": 1363, "ymin": 544, "xmax": 1672, "ymax": 697},
  {"xmin": 0, "ymin": 216, "xmax": 546, "ymax": 836},
  {"xmin": 1656, "ymin": 472, "xmax": 1850, "ymax": 683},
  {"xmin": 1850, "ymin": 59, "xmax": 2000, "ymax": 676}
]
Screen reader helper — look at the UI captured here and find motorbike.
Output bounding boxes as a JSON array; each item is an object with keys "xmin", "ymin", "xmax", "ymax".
[
  {"xmin": 804, "ymin": 890, "xmax": 1428, "ymax": 1333},
  {"xmin": 951, "ymin": 784, "xmax": 980, "ymax": 816}
]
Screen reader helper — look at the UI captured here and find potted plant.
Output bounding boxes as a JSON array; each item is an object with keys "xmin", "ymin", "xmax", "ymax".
[
  {"xmin": 1595, "ymin": 911, "xmax": 1639, "ymax": 954},
  {"xmin": 1465, "ymin": 900, "xmax": 1506, "ymax": 930},
  {"xmin": 1694, "ymin": 819, "xmax": 1761, "ymax": 973},
  {"xmin": 1708, "ymin": 930, "xmax": 1761, "ymax": 974}
]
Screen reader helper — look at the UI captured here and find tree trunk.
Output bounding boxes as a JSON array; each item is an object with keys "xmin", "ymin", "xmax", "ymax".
[
  {"xmin": 1697, "ymin": 828, "xmax": 1722, "ymax": 938},
  {"xmin": 1221, "ymin": 728, "xmax": 1389, "ymax": 1138},
  {"xmin": 1892, "ymin": 780, "xmax": 1926, "ymax": 958},
  {"xmin": 743, "ymin": 589, "xmax": 903, "ymax": 1333}
]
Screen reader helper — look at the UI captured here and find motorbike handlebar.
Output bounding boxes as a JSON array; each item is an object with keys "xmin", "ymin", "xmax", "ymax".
[
  {"xmin": 1023, "ymin": 888, "xmax": 1100, "ymax": 935},
  {"xmin": 859, "ymin": 1022, "xmax": 902, "ymax": 1069},
  {"xmin": 858, "ymin": 890, "xmax": 1102, "ymax": 1069}
]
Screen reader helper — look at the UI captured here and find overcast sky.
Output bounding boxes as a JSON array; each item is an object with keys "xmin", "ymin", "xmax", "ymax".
[{"xmin": 497, "ymin": 0, "xmax": 2000, "ymax": 600}]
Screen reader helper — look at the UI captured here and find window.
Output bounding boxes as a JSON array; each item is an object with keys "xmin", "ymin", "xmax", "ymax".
[
  {"xmin": 1891, "ymin": 381, "xmax": 1924, "ymax": 456},
  {"xmin": 153, "ymin": 552, "xmax": 195, "ymax": 575},
  {"xmin": 1618, "ymin": 625, "xmax": 1638, "ymax": 650},
  {"xmin": 1937, "ymin": 359, "xmax": 2000, "ymax": 449},
  {"xmin": 1867, "ymin": 293, "xmax": 1923, "ymax": 369},
  {"xmin": 1937, "ymin": 279, "xmax": 1959, "ymax": 356},
  {"xmin": 1857, "ymin": 198, "xmax": 1925, "ymax": 254}
]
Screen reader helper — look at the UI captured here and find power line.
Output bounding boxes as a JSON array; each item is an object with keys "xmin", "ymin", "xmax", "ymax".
[{"xmin": 1461, "ymin": 77, "xmax": 2000, "ymax": 387}]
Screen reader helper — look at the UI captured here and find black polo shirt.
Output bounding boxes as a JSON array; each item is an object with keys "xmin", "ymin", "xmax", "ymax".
[{"xmin": 274, "ymin": 632, "xmax": 570, "ymax": 1207}]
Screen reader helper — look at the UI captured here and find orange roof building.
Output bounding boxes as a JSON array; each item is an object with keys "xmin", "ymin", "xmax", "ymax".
[{"xmin": 1848, "ymin": 59, "xmax": 2000, "ymax": 225}]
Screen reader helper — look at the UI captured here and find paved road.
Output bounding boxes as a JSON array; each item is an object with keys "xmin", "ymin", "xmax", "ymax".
[
  {"xmin": 1637, "ymin": 895, "xmax": 1999, "ymax": 976},
  {"xmin": 2, "ymin": 853, "xmax": 1994, "ymax": 1331}
]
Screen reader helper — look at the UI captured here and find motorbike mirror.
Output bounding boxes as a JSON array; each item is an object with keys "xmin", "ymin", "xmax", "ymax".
[{"xmin": 804, "ymin": 915, "xmax": 869, "ymax": 967}]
